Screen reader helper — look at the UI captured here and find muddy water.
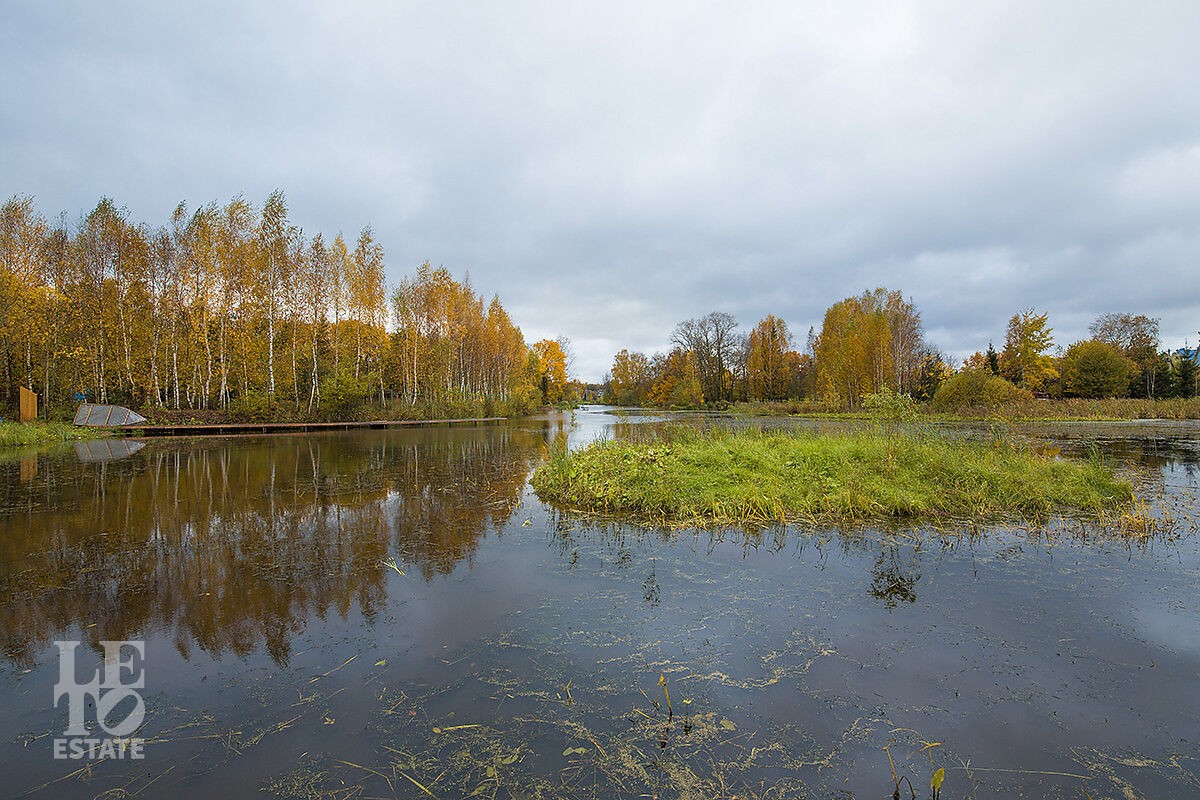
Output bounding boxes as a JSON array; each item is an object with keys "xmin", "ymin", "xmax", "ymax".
[{"xmin": 0, "ymin": 409, "xmax": 1197, "ymax": 798}]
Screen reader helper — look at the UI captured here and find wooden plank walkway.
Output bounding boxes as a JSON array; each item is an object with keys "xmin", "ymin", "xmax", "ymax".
[{"xmin": 113, "ymin": 417, "xmax": 507, "ymax": 438}]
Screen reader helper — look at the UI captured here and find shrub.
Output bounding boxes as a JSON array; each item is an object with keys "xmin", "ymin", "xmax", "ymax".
[
  {"xmin": 931, "ymin": 369, "xmax": 1032, "ymax": 412},
  {"xmin": 320, "ymin": 366, "xmax": 373, "ymax": 416},
  {"xmin": 226, "ymin": 393, "xmax": 294, "ymax": 423},
  {"xmin": 1062, "ymin": 340, "xmax": 1135, "ymax": 398},
  {"xmin": 860, "ymin": 387, "xmax": 916, "ymax": 420}
]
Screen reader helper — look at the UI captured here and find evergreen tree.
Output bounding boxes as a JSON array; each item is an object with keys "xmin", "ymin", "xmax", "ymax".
[
  {"xmin": 985, "ymin": 341, "xmax": 999, "ymax": 375},
  {"xmin": 1176, "ymin": 349, "xmax": 1198, "ymax": 398}
]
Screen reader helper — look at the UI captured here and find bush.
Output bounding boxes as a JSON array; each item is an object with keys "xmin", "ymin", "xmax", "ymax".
[
  {"xmin": 733, "ymin": 399, "xmax": 848, "ymax": 416},
  {"xmin": 860, "ymin": 387, "xmax": 916, "ymax": 420},
  {"xmin": 319, "ymin": 367, "xmax": 373, "ymax": 416},
  {"xmin": 507, "ymin": 383, "xmax": 542, "ymax": 415},
  {"xmin": 1062, "ymin": 340, "xmax": 1135, "ymax": 398},
  {"xmin": 931, "ymin": 369, "xmax": 1033, "ymax": 412},
  {"xmin": 226, "ymin": 393, "xmax": 296, "ymax": 423}
]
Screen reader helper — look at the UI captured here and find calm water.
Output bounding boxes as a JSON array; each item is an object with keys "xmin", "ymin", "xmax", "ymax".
[{"xmin": 0, "ymin": 409, "xmax": 1198, "ymax": 799}]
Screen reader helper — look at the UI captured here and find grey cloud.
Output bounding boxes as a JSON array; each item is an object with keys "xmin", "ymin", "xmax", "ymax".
[{"xmin": 2, "ymin": 0, "xmax": 1198, "ymax": 380}]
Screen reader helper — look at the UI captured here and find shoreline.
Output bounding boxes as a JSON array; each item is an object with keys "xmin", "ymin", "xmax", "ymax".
[
  {"xmin": 600, "ymin": 399, "xmax": 1200, "ymax": 423},
  {"xmin": 111, "ymin": 416, "xmax": 508, "ymax": 437},
  {"xmin": 0, "ymin": 414, "xmax": 521, "ymax": 447}
]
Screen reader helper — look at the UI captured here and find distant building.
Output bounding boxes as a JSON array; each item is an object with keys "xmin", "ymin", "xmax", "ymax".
[
  {"xmin": 1173, "ymin": 347, "xmax": 1199, "ymax": 362},
  {"xmin": 579, "ymin": 384, "xmax": 606, "ymax": 402}
]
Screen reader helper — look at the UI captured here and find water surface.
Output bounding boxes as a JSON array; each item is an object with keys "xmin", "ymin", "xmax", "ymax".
[{"xmin": 0, "ymin": 409, "xmax": 1197, "ymax": 798}]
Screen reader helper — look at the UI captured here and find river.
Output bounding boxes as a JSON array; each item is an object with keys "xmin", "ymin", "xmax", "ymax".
[{"xmin": 0, "ymin": 407, "xmax": 1197, "ymax": 798}]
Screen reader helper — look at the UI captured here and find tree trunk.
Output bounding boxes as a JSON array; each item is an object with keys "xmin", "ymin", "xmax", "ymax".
[
  {"xmin": 219, "ymin": 315, "xmax": 228, "ymax": 409},
  {"xmin": 171, "ymin": 311, "xmax": 181, "ymax": 409},
  {"xmin": 203, "ymin": 308, "xmax": 213, "ymax": 409},
  {"xmin": 309, "ymin": 325, "xmax": 319, "ymax": 412},
  {"xmin": 291, "ymin": 317, "xmax": 299, "ymax": 410},
  {"xmin": 267, "ymin": 292, "xmax": 276, "ymax": 399}
]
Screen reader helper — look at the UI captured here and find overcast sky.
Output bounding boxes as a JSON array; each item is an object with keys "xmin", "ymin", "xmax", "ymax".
[{"xmin": 3, "ymin": 2, "xmax": 1198, "ymax": 380}]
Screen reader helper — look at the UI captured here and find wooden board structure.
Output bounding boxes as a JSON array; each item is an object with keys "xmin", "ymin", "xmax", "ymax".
[
  {"xmin": 114, "ymin": 417, "xmax": 506, "ymax": 437},
  {"xmin": 19, "ymin": 387, "xmax": 37, "ymax": 422}
]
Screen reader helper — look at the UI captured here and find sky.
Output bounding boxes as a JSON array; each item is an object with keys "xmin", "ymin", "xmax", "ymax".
[{"xmin": 2, "ymin": 1, "xmax": 1198, "ymax": 381}]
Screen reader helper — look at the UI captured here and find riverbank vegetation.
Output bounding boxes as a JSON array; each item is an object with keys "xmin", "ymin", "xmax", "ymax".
[
  {"xmin": 731, "ymin": 395, "xmax": 1200, "ymax": 422},
  {"xmin": 0, "ymin": 421, "xmax": 107, "ymax": 448},
  {"xmin": 0, "ymin": 194, "xmax": 578, "ymax": 423},
  {"xmin": 531, "ymin": 427, "xmax": 1134, "ymax": 525},
  {"xmin": 601, "ymin": 291, "xmax": 1198, "ymax": 419}
]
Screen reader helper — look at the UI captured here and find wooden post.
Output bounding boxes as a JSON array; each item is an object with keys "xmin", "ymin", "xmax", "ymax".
[{"xmin": 19, "ymin": 387, "xmax": 38, "ymax": 422}]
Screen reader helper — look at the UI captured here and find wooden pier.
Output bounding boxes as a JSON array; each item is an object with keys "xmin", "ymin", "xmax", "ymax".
[{"xmin": 113, "ymin": 417, "xmax": 507, "ymax": 438}]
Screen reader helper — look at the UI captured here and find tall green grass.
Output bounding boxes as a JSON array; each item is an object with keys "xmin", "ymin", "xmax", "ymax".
[
  {"xmin": 531, "ymin": 426, "xmax": 1133, "ymax": 524},
  {"xmin": 0, "ymin": 421, "xmax": 107, "ymax": 448}
]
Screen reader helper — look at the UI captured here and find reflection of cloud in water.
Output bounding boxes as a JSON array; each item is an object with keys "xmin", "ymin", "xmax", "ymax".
[{"xmin": 1130, "ymin": 596, "xmax": 1200, "ymax": 658}]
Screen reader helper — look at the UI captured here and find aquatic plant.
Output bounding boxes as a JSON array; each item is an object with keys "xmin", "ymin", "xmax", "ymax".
[{"xmin": 657, "ymin": 673, "xmax": 673, "ymax": 719}]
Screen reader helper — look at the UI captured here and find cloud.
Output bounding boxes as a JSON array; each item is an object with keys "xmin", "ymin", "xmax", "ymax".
[{"xmin": 2, "ymin": 0, "xmax": 1198, "ymax": 379}]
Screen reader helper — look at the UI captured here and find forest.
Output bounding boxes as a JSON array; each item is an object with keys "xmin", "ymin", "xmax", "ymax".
[
  {"xmin": 0, "ymin": 193, "xmax": 573, "ymax": 421},
  {"xmin": 2, "ymin": 193, "xmax": 1196, "ymax": 423},
  {"xmin": 602, "ymin": 291, "xmax": 1199, "ymax": 412}
]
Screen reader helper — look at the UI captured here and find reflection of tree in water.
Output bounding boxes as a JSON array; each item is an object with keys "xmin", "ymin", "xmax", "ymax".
[
  {"xmin": 389, "ymin": 437, "xmax": 531, "ymax": 579},
  {"xmin": 0, "ymin": 428, "xmax": 540, "ymax": 666},
  {"xmin": 1028, "ymin": 433, "xmax": 1200, "ymax": 494},
  {"xmin": 868, "ymin": 544, "xmax": 921, "ymax": 609}
]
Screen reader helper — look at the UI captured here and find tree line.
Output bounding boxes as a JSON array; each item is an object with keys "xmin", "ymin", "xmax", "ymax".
[
  {"xmin": 0, "ymin": 193, "xmax": 575, "ymax": 419},
  {"xmin": 603, "ymin": 290, "xmax": 1197, "ymax": 408},
  {"xmin": 961, "ymin": 309, "xmax": 1197, "ymax": 401}
]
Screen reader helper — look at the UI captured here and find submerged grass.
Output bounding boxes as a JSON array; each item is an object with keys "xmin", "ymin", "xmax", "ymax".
[
  {"xmin": 531, "ymin": 426, "xmax": 1134, "ymax": 525},
  {"xmin": 0, "ymin": 421, "xmax": 107, "ymax": 448}
]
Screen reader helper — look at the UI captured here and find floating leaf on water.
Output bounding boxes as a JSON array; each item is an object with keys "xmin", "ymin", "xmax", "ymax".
[
  {"xmin": 931, "ymin": 767, "xmax": 945, "ymax": 791},
  {"xmin": 374, "ymin": 659, "xmax": 387, "ymax": 667},
  {"xmin": 719, "ymin": 719, "xmax": 737, "ymax": 731},
  {"xmin": 562, "ymin": 747, "xmax": 589, "ymax": 756}
]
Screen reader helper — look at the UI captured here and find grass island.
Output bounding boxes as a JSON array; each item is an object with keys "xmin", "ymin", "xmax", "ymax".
[{"xmin": 531, "ymin": 426, "xmax": 1135, "ymax": 525}]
